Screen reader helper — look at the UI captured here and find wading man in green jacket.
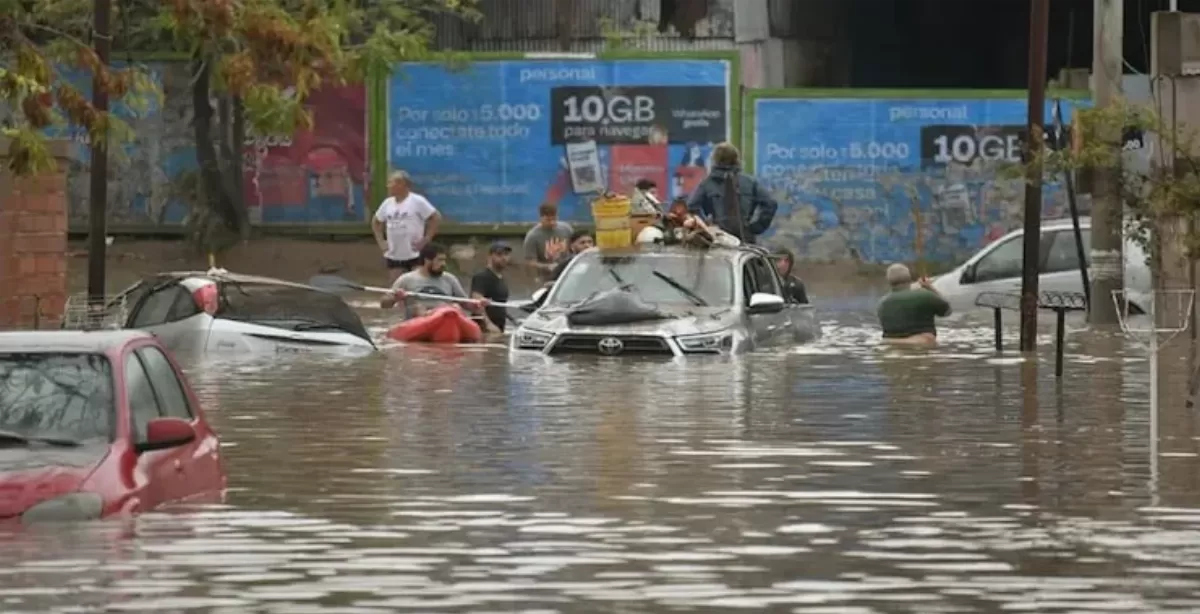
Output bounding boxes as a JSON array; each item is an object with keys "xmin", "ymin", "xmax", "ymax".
[{"xmin": 877, "ymin": 263, "xmax": 951, "ymax": 347}]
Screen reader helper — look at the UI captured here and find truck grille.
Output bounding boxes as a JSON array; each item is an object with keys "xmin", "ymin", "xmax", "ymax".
[{"xmin": 548, "ymin": 334, "xmax": 673, "ymax": 356}]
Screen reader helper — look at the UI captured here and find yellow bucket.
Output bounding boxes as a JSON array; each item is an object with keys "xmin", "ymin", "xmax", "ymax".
[{"xmin": 591, "ymin": 194, "xmax": 633, "ymax": 250}]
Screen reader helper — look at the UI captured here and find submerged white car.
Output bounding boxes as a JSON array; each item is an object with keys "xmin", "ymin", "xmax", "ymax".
[
  {"xmin": 106, "ymin": 271, "xmax": 376, "ymax": 356},
  {"xmin": 930, "ymin": 217, "xmax": 1152, "ymax": 314},
  {"xmin": 512, "ymin": 245, "xmax": 820, "ymax": 357}
]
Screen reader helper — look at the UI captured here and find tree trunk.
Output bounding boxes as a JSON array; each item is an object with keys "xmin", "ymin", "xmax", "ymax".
[
  {"xmin": 191, "ymin": 54, "xmax": 249, "ymax": 243},
  {"xmin": 217, "ymin": 94, "xmax": 233, "ymax": 179},
  {"xmin": 216, "ymin": 94, "xmax": 248, "ymax": 232},
  {"xmin": 232, "ymin": 96, "xmax": 246, "ymax": 213}
]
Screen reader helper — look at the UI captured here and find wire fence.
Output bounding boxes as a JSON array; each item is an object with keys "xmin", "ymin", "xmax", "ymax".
[
  {"xmin": 0, "ymin": 293, "xmax": 128, "ymax": 332},
  {"xmin": 62, "ymin": 293, "xmax": 128, "ymax": 331}
]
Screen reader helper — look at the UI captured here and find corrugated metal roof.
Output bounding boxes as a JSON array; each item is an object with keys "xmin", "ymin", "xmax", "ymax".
[{"xmin": 440, "ymin": 37, "xmax": 736, "ymax": 53}]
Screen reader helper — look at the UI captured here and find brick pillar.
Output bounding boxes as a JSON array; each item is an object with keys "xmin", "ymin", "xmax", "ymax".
[{"xmin": 0, "ymin": 139, "xmax": 72, "ymax": 330}]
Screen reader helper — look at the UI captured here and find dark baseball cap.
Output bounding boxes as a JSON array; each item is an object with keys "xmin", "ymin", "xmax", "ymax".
[{"xmin": 488, "ymin": 241, "xmax": 513, "ymax": 254}]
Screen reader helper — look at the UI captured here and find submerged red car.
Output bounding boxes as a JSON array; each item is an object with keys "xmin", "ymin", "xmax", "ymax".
[{"xmin": 0, "ymin": 330, "xmax": 225, "ymax": 522}]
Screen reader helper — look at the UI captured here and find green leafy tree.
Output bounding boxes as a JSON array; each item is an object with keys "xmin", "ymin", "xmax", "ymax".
[
  {"xmin": 4, "ymin": 0, "xmax": 480, "ymax": 248},
  {"xmin": 1057, "ymin": 98, "xmax": 1200, "ymax": 412},
  {"xmin": 0, "ymin": 0, "xmax": 158, "ymax": 173},
  {"xmin": 1026, "ymin": 99, "xmax": 1200, "ymax": 279},
  {"xmin": 999, "ymin": 97, "xmax": 1200, "ymax": 403},
  {"xmin": 600, "ymin": 18, "xmax": 661, "ymax": 51},
  {"xmin": 159, "ymin": 0, "xmax": 480, "ymax": 247}
]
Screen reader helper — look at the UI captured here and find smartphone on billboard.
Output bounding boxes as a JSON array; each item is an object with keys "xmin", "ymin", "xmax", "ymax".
[{"xmin": 566, "ymin": 140, "xmax": 604, "ymax": 194}]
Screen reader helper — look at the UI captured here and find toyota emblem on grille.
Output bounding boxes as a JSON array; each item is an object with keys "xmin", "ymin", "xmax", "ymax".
[{"xmin": 597, "ymin": 337, "xmax": 624, "ymax": 355}]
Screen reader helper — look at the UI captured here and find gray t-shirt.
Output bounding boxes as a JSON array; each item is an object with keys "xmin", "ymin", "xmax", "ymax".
[
  {"xmin": 523, "ymin": 221, "xmax": 574, "ymax": 264},
  {"xmin": 391, "ymin": 269, "xmax": 467, "ymax": 319}
]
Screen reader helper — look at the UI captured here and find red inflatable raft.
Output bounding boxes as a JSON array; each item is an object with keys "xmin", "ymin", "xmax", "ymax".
[{"xmin": 386, "ymin": 305, "xmax": 483, "ymax": 344}]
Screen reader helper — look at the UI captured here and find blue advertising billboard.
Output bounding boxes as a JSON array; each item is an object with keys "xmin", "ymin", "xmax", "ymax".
[
  {"xmin": 752, "ymin": 95, "xmax": 1085, "ymax": 264},
  {"xmin": 387, "ymin": 59, "xmax": 732, "ymax": 224}
]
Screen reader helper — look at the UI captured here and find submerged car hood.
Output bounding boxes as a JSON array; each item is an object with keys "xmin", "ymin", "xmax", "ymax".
[
  {"xmin": 0, "ymin": 444, "xmax": 107, "ymax": 518},
  {"xmin": 526, "ymin": 306, "xmax": 737, "ymax": 336}
]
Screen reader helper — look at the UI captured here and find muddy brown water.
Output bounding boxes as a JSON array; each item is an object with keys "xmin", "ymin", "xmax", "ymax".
[{"xmin": 11, "ymin": 250, "xmax": 1200, "ymax": 612}]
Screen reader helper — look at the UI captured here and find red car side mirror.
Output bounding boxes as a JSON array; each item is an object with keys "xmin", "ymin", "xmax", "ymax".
[{"xmin": 136, "ymin": 417, "xmax": 197, "ymax": 454}]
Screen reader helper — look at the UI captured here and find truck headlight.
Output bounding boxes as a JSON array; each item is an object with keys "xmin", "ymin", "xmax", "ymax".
[
  {"xmin": 22, "ymin": 492, "xmax": 104, "ymax": 523},
  {"xmin": 675, "ymin": 330, "xmax": 733, "ymax": 353},
  {"xmin": 514, "ymin": 328, "xmax": 553, "ymax": 350}
]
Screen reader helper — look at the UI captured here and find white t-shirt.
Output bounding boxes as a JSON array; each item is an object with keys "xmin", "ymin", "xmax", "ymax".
[{"xmin": 374, "ymin": 193, "xmax": 437, "ymax": 261}]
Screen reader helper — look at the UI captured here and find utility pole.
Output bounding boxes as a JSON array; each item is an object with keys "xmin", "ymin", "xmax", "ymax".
[
  {"xmin": 1089, "ymin": 0, "xmax": 1125, "ymax": 327},
  {"xmin": 1020, "ymin": 0, "xmax": 1051, "ymax": 353},
  {"xmin": 87, "ymin": 0, "xmax": 111, "ymax": 306}
]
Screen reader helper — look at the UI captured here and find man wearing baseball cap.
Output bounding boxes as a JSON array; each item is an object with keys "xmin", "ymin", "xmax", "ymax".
[{"xmin": 470, "ymin": 241, "xmax": 514, "ymax": 334}]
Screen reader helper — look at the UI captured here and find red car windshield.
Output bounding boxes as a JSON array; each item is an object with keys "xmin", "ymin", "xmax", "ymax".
[{"xmin": 0, "ymin": 353, "xmax": 114, "ymax": 444}]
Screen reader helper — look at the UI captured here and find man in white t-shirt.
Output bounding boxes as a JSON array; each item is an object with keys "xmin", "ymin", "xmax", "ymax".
[{"xmin": 371, "ymin": 170, "xmax": 442, "ymax": 280}]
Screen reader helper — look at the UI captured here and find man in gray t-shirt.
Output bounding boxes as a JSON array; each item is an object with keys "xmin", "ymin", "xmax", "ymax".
[
  {"xmin": 523, "ymin": 202, "xmax": 573, "ymax": 278},
  {"xmin": 380, "ymin": 243, "xmax": 480, "ymax": 319}
]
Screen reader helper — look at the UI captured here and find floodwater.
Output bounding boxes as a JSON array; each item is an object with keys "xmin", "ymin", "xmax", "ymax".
[{"xmin": 5, "ymin": 296, "xmax": 1200, "ymax": 613}]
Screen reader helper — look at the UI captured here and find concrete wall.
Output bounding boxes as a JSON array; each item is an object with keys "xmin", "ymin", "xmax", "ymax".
[{"xmin": 735, "ymin": 0, "xmax": 852, "ymax": 88}]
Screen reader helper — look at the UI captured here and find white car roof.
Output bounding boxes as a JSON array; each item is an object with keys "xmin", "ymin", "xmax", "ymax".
[
  {"xmin": 1002, "ymin": 217, "xmax": 1091, "ymax": 236},
  {"xmin": 157, "ymin": 270, "xmax": 326, "ymax": 291},
  {"xmin": 986, "ymin": 218, "xmax": 1092, "ymax": 245}
]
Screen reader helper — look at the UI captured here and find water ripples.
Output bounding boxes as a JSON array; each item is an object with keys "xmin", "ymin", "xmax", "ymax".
[{"xmin": 3, "ymin": 310, "xmax": 1200, "ymax": 612}]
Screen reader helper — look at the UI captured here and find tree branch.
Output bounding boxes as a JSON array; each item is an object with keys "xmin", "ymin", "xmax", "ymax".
[{"xmin": 16, "ymin": 19, "xmax": 92, "ymax": 52}]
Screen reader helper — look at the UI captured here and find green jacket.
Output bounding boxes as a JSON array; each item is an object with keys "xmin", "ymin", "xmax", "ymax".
[{"xmin": 877, "ymin": 288, "xmax": 951, "ymax": 338}]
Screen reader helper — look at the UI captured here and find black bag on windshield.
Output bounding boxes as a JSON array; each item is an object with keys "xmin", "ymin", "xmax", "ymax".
[{"xmin": 566, "ymin": 288, "xmax": 669, "ymax": 326}]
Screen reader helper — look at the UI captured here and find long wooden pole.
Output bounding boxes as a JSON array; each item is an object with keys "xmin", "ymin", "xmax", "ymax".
[{"xmin": 912, "ymin": 197, "xmax": 925, "ymax": 277}]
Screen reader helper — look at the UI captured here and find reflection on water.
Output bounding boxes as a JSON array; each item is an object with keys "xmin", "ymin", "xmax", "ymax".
[{"xmin": 4, "ymin": 306, "xmax": 1200, "ymax": 613}]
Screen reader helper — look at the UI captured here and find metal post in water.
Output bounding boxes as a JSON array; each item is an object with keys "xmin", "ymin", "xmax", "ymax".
[
  {"xmin": 1054, "ymin": 99, "xmax": 1092, "ymax": 311},
  {"xmin": 1020, "ymin": 0, "xmax": 1051, "ymax": 352},
  {"xmin": 994, "ymin": 308, "xmax": 1003, "ymax": 351},
  {"xmin": 87, "ymin": 0, "xmax": 112, "ymax": 311},
  {"xmin": 1054, "ymin": 308, "xmax": 1066, "ymax": 377},
  {"xmin": 1149, "ymin": 294, "xmax": 1159, "ymax": 501}
]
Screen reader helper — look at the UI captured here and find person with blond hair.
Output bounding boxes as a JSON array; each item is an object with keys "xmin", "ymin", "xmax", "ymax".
[{"xmin": 685, "ymin": 142, "xmax": 777, "ymax": 244}]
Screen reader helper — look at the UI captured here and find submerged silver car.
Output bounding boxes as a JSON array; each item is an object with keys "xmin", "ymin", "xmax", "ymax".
[
  {"xmin": 102, "ymin": 271, "xmax": 377, "ymax": 357},
  {"xmin": 511, "ymin": 245, "xmax": 820, "ymax": 357}
]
